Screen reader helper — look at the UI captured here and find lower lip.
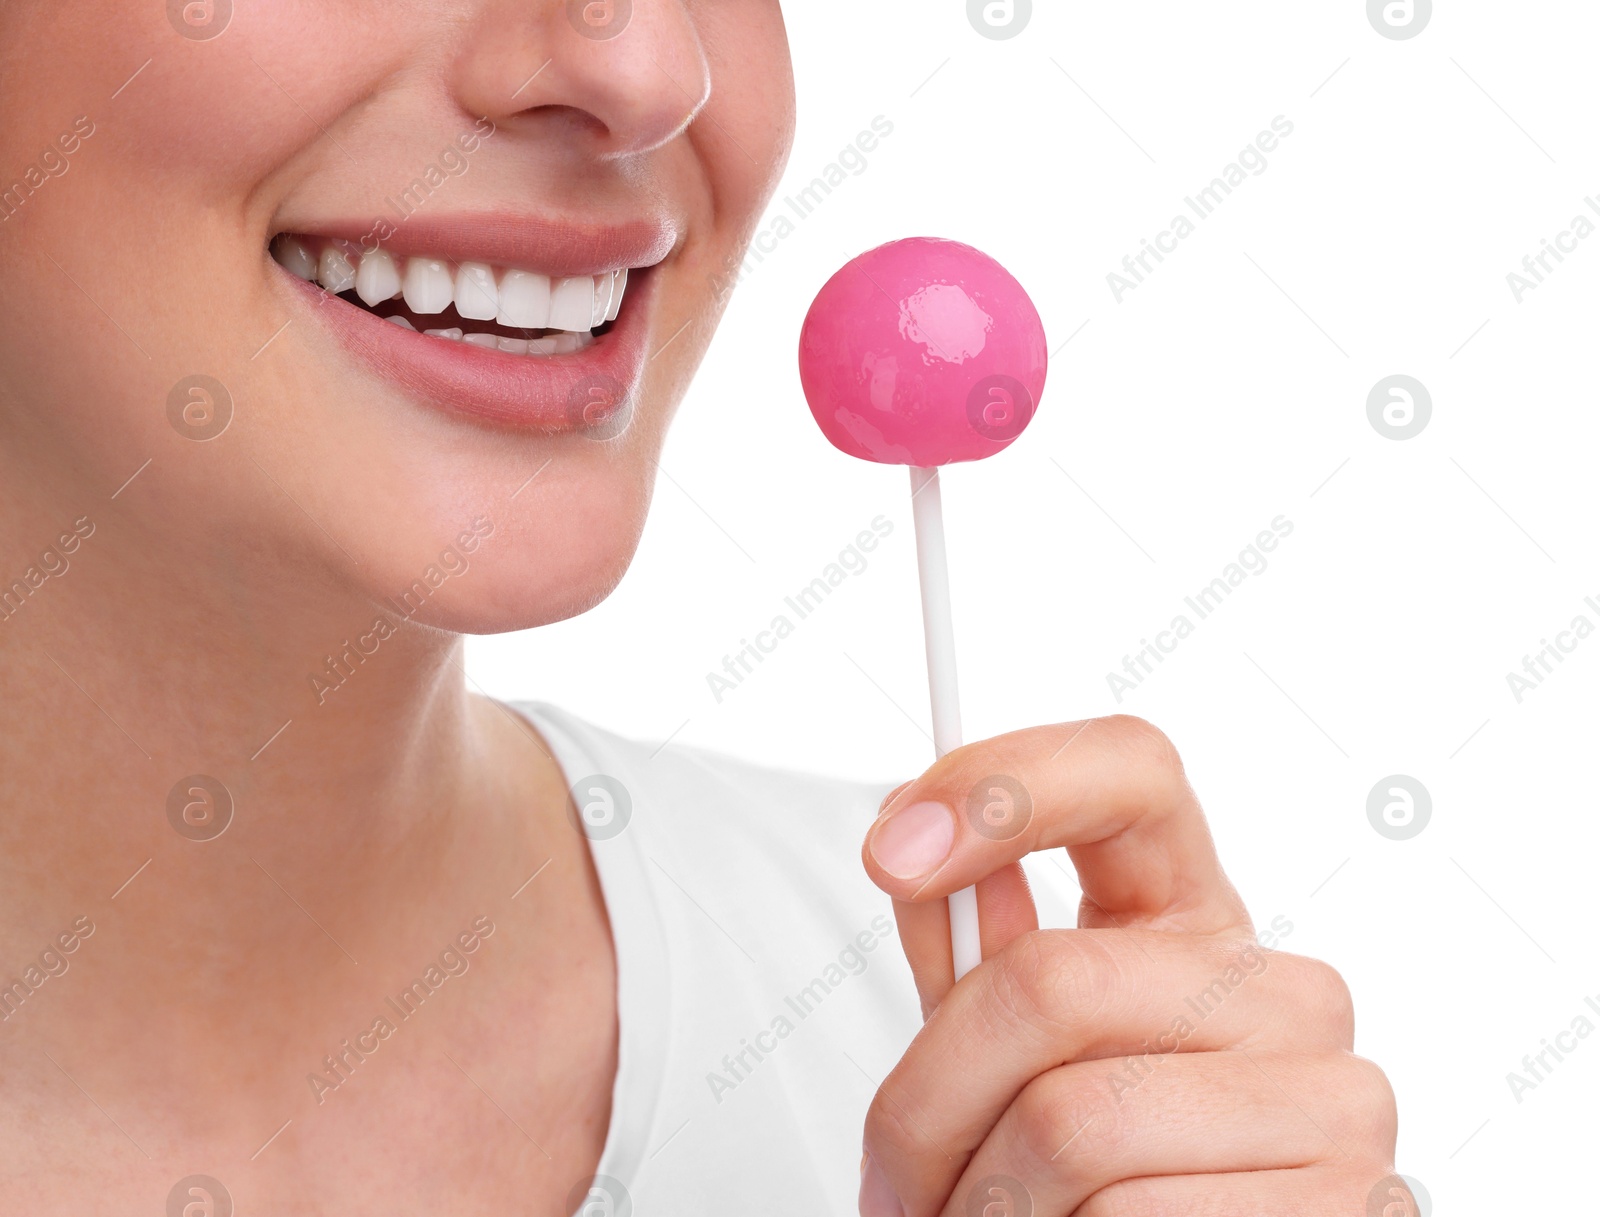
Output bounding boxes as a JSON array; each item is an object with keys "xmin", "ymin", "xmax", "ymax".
[{"xmin": 278, "ymin": 265, "xmax": 657, "ymax": 432}]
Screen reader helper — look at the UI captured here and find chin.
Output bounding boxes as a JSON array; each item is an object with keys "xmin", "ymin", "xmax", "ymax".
[{"xmin": 364, "ymin": 472, "xmax": 653, "ymax": 637}]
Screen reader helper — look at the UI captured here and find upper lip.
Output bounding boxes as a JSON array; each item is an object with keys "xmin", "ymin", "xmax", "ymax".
[{"xmin": 277, "ymin": 211, "xmax": 681, "ymax": 278}]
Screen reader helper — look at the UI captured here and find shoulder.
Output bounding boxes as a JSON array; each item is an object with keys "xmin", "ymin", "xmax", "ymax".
[
  {"xmin": 508, "ymin": 699, "xmax": 915, "ymax": 1008},
  {"xmin": 513, "ymin": 699, "xmax": 893, "ymax": 881}
]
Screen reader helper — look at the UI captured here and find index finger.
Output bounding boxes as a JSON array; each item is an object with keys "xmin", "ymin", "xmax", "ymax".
[{"xmin": 862, "ymin": 715, "xmax": 1249, "ymax": 937}]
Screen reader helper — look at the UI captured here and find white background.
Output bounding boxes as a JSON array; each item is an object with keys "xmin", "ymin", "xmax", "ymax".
[{"xmin": 472, "ymin": 2, "xmax": 1599, "ymax": 1209}]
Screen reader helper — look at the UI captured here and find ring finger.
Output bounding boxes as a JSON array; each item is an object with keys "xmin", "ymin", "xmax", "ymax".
[{"xmin": 941, "ymin": 1049, "xmax": 1395, "ymax": 1217}]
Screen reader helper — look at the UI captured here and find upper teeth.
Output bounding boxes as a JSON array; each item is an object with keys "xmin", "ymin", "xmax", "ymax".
[{"xmin": 272, "ymin": 235, "xmax": 629, "ymax": 335}]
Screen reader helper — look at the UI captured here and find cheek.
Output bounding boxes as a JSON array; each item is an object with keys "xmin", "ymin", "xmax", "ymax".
[
  {"xmin": 695, "ymin": 1, "xmax": 796, "ymax": 221},
  {"xmin": 642, "ymin": 5, "xmax": 792, "ymax": 389},
  {"xmin": 0, "ymin": 2, "xmax": 401, "ymax": 465},
  {"xmin": 92, "ymin": 3, "xmax": 402, "ymax": 184},
  {"xmin": 0, "ymin": 3, "xmax": 397, "ymax": 186}
]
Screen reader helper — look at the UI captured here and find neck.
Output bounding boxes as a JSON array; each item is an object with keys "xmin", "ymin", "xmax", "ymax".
[{"xmin": 0, "ymin": 476, "xmax": 574, "ymax": 1130}]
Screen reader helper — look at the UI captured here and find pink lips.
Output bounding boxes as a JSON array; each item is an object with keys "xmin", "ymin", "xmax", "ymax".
[
  {"xmin": 274, "ymin": 212, "xmax": 676, "ymax": 432},
  {"xmin": 324, "ymin": 213, "xmax": 679, "ymax": 279}
]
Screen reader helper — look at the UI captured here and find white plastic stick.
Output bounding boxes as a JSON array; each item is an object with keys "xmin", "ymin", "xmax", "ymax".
[{"xmin": 909, "ymin": 466, "xmax": 981, "ymax": 982}]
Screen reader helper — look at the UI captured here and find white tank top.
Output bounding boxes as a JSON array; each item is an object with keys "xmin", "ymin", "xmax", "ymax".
[{"xmin": 512, "ymin": 701, "xmax": 923, "ymax": 1215}]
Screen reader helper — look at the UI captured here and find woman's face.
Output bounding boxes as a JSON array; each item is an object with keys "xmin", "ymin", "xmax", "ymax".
[{"xmin": 0, "ymin": 0, "xmax": 793, "ymax": 632}]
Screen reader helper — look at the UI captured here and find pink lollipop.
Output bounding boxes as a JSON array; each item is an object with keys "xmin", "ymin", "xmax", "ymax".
[{"xmin": 799, "ymin": 237, "xmax": 1048, "ymax": 982}]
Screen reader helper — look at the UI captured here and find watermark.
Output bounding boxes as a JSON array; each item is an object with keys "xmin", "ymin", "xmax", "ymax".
[
  {"xmin": 167, "ymin": 0, "xmax": 232, "ymax": 41},
  {"xmin": 307, "ymin": 915, "xmax": 495, "ymax": 1104},
  {"xmin": 966, "ymin": 775, "xmax": 1032, "ymax": 842},
  {"xmin": 567, "ymin": 0, "xmax": 632, "ymax": 40},
  {"xmin": 167, "ymin": 1175, "xmax": 233, "ymax": 1217},
  {"xmin": 1505, "ymin": 987, "xmax": 1600, "ymax": 1104},
  {"xmin": 1105, "ymin": 515, "xmax": 1294, "ymax": 702},
  {"xmin": 967, "ymin": 0, "xmax": 1031, "ymax": 41},
  {"xmin": 166, "ymin": 774, "xmax": 234, "ymax": 842},
  {"xmin": 1106, "ymin": 919, "xmax": 1291, "ymax": 1102},
  {"xmin": 1505, "ymin": 197, "xmax": 1600, "ymax": 303},
  {"xmin": 565, "ymin": 373, "xmax": 633, "ymax": 440},
  {"xmin": 1367, "ymin": 0, "xmax": 1431, "ymax": 41},
  {"xmin": 720, "ymin": 116, "xmax": 895, "ymax": 293},
  {"xmin": 0, "ymin": 915, "xmax": 95, "ymax": 1022},
  {"xmin": 705, "ymin": 515, "xmax": 895, "ymax": 704},
  {"xmin": 1504, "ymin": 595, "xmax": 1600, "ymax": 703},
  {"xmin": 1107, "ymin": 116, "xmax": 1295, "ymax": 302},
  {"xmin": 706, "ymin": 914, "xmax": 895, "ymax": 1103},
  {"xmin": 0, "ymin": 514, "xmax": 95, "ymax": 624},
  {"xmin": 1366, "ymin": 775, "xmax": 1430, "ymax": 841},
  {"xmin": 168, "ymin": 375, "xmax": 233, "ymax": 441},
  {"xmin": 309, "ymin": 516, "xmax": 496, "ymax": 705},
  {"xmin": 1366, "ymin": 1173, "xmax": 1430, "ymax": 1216},
  {"xmin": 1366, "ymin": 375, "xmax": 1430, "ymax": 440},
  {"xmin": 964, "ymin": 1175, "xmax": 1033, "ymax": 1216},
  {"xmin": 567, "ymin": 1175, "xmax": 633, "ymax": 1217},
  {"xmin": 567, "ymin": 774, "xmax": 632, "ymax": 841},
  {"xmin": 966, "ymin": 374, "xmax": 1035, "ymax": 442},
  {"xmin": 356, "ymin": 119, "xmax": 499, "ymax": 253},
  {"xmin": 0, "ymin": 116, "xmax": 96, "ymax": 223}
]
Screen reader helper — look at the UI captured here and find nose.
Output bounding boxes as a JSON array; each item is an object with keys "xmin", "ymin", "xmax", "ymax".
[{"xmin": 453, "ymin": 0, "xmax": 710, "ymax": 158}]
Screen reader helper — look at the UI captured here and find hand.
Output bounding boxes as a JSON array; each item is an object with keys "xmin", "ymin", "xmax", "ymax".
[{"xmin": 857, "ymin": 715, "xmax": 1405, "ymax": 1216}]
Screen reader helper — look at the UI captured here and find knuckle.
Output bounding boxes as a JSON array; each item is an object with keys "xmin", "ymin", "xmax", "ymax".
[
  {"xmin": 1332, "ymin": 1054, "xmax": 1400, "ymax": 1151},
  {"xmin": 1289, "ymin": 954, "xmax": 1356, "ymax": 1045},
  {"xmin": 1101, "ymin": 714, "xmax": 1189, "ymax": 798},
  {"xmin": 1104, "ymin": 714, "xmax": 1182, "ymax": 767},
  {"xmin": 993, "ymin": 929, "xmax": 1116, "ymax": 1032},
  {"xmin": 1012, "ymin": 1067, "xmax": 1124, "ymax": 1174},
  {"xmin": 861, "ymin": 1081, "xmax": 934, "ymax": 1165}
]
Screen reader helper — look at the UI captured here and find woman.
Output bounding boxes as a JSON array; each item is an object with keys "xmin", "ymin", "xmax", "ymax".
[{"xmin": 0, "ymin": 2, "xmax": 1403, "ymax": 1213}]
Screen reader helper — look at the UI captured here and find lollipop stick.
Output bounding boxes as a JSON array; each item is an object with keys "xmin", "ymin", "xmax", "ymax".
[{"xmin": 908, "ymin": 466, "xmax": 981, "ymax": 982}]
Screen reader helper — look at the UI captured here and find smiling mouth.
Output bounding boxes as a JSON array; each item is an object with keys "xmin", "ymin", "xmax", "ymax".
[{"xmin": 271, "ymin": 233, "xmax": 630, "ymax": 357}]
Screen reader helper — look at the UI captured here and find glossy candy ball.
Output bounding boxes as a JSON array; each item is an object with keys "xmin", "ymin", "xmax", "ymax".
[{"xmin": 798, "ymin": 237, "xmax": 1047, "ymax": 466}]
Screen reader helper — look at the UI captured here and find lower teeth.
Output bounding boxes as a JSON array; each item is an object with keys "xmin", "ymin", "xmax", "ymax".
[
  {"xmin": 388, "ymin": 323, "xmax": 594, "ymax": 355},
  {"xmin": 384, "ymin": 310, "xmax": 593, "ymax": 355}
]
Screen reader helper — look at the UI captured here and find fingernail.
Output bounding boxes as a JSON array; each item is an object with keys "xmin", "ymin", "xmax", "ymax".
[
  {"xmin": 858, "ymin": 1154, "xmax": 905, "ymax": 1217},
  {"xmin": 869, "ymin": 800, "xmax": 955, "ymax": 880},
  {"xmin": 878, "ymin": 780, "xmax": 912, "ymax": 814}
]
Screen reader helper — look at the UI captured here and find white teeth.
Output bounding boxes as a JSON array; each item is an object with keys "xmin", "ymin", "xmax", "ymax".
[
  {"xmin": 356, "ymin": 249, "xmax": 401, "ymax": 306},
  {"xmin": 605, "ymin": 267, "xmax": 627, "ymax": 323},
  {"xmin": 455, "ymin": 262, "xmax": 499, "ymax": 320},
  {"xmin": 411, "ymin": 326, "xmax": 595, "ymax": 356},
  {"xmin": 403, "ymin": 257, "xmax": 454, "ymax": 314},
  {"xmin": 386, "ymin": 315, "xmax": 416, "ymax": 330},
  {"xmin": 497, "ymin": 270, "xmax": 552, "ymax": 329},
  {"xmin": 592, "ymin": 272, "xmax": 614, "ymax": 329},
  {"xmin": 274, "ymin": 236, "xmax": 318, "ymax": 280},
  {"xmin": 317, "ymin": 247, "xmax": 356, "ymax": 293},
  {"xmin": 275, "ymin": 236, "xmax": 635, "ymax": 340},
  {"xmin": 548, "ymin": 275, "xmax": 596, "ymax": 331}
]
